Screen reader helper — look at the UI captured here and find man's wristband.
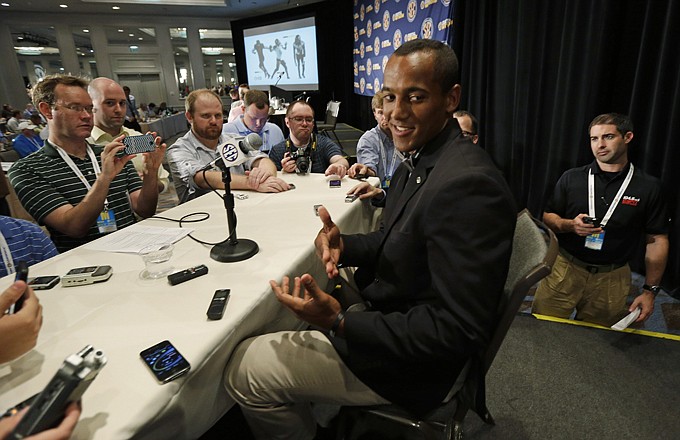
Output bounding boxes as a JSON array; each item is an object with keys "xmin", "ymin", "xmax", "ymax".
[
  {"xmin": 643, "ymin": 284, "xmax": 661, "ymax": 296},
  {"xmin": 329, "ymin": 310, "xmax": 345, "ymax": 337}
]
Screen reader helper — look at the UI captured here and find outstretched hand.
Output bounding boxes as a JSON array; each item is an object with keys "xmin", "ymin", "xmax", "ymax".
[
  {"xmin": 314, "ymin": 206, "xmax": 343, "ymax": 278},
  {"xmin": 270, "ymin": 274, "xmax": 341, "ymax": 329}
]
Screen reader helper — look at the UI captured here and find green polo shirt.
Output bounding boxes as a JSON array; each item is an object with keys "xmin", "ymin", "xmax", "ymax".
[{"xmin": 8, "ymin": 141, "xmax": 143, "ymax": 252}]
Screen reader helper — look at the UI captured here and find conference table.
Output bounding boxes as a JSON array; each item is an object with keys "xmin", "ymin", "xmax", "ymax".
[
  {"xmin": 0, "ymin": 173, "xmax": 380, "ymax": 439},
  {"xmin": 139, "ymin": 113, "xmax": 188, "ymax": 141}
]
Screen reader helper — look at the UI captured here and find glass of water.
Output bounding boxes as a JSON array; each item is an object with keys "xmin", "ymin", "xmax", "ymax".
[{"xmin": 139, "ymin": 243, "xmax": 175, "ymax": 279}]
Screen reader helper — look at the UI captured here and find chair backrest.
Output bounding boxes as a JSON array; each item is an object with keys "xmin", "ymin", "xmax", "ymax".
[{"xmin": 483, "ymin": 209, "xmax": 558, "ymax": 372}]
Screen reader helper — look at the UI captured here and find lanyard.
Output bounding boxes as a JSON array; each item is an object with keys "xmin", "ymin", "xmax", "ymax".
[
  {"xmin": 379, "ymin": 133, "xmax": 399, "ymax": 181},
  {"xmin": 0, "ymin": 231, "xmax": 14, "ymax": 274},
  {"xmin": 588, "ymin": 164, "xmax": 634, "ymax": 228},
  {"xmin": 54, "ymin": 143, "xmax": 110, "ymax": 209},
  {"xmin": 27, "ymin": 136, "xmax": 42, "ymax": 150}
]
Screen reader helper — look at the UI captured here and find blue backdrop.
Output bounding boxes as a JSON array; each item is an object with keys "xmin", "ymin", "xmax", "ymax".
[{"xmin": 352, "ymin": 0, "xmax": 455, "ymax": 96}]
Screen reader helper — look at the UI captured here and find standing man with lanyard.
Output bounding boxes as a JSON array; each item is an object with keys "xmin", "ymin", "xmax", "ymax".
[
  {"xmin": 533, "ymin": 113, "xmax": 669, "ymax": 325},
  {"xmin": 8, "ymin": 74, "xmax": 165, "ymax": 252}
]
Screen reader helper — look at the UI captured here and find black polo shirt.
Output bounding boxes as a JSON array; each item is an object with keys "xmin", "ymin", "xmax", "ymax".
[{"xmin": 545, "ymin": 161, "xmax": 668, "ymax": 265}]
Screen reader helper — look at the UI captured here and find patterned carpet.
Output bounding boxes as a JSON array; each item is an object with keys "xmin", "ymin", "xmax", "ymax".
[{"xmin": 520, "ymin": 272, "xmax": 680, "ymax": 338}]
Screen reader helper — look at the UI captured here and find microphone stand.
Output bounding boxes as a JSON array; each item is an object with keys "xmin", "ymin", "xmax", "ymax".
[{"xmin": 210, "ymin": 167, "xmax": 259, "ymax": 262}]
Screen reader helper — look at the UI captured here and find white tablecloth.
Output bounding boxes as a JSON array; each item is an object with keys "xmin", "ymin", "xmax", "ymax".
[{"xmin": 0, "ymin": 173, "xmax": 380, "ymax": 439}]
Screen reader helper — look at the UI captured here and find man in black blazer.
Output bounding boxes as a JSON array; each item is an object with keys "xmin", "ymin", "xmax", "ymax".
[{"xmin": 224, "ymin": 39, "xmax": 517, "ymax": 439}]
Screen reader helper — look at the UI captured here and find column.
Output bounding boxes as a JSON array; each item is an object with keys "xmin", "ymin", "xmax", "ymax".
[
  {"xmin": 54, "ymin": 24, "xmax": 79, "ymax": 75},
  {"xmin": 0, "ymin": 25, "xmax": 28, "ymax": 109},
  {"xmin": 155, "ymin": 25, "xmax": 182, "ymax": 108},
  {"xmin": 186, "ymin": 25, "xmax": 206, "ymax": 90},
  {"xmin": 90, "ymin": 27, "xmax": 113, "ymax": 79}
]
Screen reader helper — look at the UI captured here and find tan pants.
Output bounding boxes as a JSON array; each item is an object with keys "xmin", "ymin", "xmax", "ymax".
[
  {"xmin": 224, "ymin": 330, "xmax": 389, "ymax": 440},
  {"xmin": 533, "ymin": 253, "xmax": 631, "ymax": 326}
]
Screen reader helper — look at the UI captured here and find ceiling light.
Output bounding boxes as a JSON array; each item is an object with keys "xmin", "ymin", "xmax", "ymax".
[
  {"xmin": 112, "ymin": 6, "xmax": 120, "ymax": 10},
  {"xmin": 83, "ymin": 29, "xmax": 89, "ymax": 33},
  {"xmin": 1, "ymin": 3, "xmax": 10, "ymax": 7},
  {"xmin": 128, "ymin": 33, "xmax": 134, "ymax": 37},
  {"xmin": 138, "ymin": 37, "xmax": 143, "ymax": 40},
  {"xmin": 59, "ymin": 4, "xmax": 68, "ymax": 8},
  {"xmin": 118, "ymin": 29, "xmax": 124, "ymax": 32}
]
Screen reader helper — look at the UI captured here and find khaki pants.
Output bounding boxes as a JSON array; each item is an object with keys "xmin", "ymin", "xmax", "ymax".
[
  {"xmin": 224, "ymin": 330, "xmax": 389, "ymax": 440},
  {"xmin": 533, "ymin": 253, "xmax": 631, "ymax": 326}
]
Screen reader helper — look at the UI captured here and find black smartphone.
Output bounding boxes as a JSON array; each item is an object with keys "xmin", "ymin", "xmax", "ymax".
[
  {"xmin": 329, "ymin": 179, "xmax": 342, "ymax": 188},
  {"xmin": 207, "ymin": 289, "xmax": 230, "ymax": 320},
  {"xmin": 28, "ymin": 275, "xmax": 60, "ymax": 290},
  {"xmin": 8, "ymin": 261, "xmax": 28, "ymax": 314},
  {"xmin": 140, "ymin": 340, "xmax": 191, "ymax": 383},
  {"xmin": 583, "ymin": 216, "xmax": 599, "ymax": 226},
  {"xmin": 122, "ymin": 134, "xmax": 155, "ymax": 155}
]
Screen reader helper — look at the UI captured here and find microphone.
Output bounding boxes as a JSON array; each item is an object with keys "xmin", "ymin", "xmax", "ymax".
[
  {"xmin": 274, "ymin": 71, "xmax": 284, "ymax": 86},
  {"xmin": 201, "ymin": 133, "xmax": 263, "ymax": 171}
]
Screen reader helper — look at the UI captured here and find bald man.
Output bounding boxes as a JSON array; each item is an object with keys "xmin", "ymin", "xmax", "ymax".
[{"xmin": 87, "ymin": 77, "xmax": 170, "ymax": 193}]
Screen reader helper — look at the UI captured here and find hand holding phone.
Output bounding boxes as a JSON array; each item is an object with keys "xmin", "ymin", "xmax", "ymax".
[{"xmin": 7, "ymin": 261, "xmax": 28, "ymax": 314}]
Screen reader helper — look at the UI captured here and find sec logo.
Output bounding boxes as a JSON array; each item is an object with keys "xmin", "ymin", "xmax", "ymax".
[{"xmin": 221, "ymin": 143, "xmax": 239, "ymax": 163}]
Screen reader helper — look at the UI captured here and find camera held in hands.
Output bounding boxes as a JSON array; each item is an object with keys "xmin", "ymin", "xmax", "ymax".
[
  {"xmin": 288, "ymin": 146, "xmax": 311, "ymax": 174},
  {"xmin": 8, "ymin": 345, "xmax": 107, "ymax": 438}
]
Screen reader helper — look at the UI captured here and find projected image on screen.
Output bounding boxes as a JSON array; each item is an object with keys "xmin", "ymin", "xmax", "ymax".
[{"xmin": 243, "ymin": 17, "xmax": 319, "ymax": 90}]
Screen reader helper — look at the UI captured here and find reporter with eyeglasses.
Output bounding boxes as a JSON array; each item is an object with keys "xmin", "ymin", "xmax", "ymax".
[
  {"xmin": 8, "ymin": 74, "xmax": 165, "ymax": 252},
  {"xmin": 268, "ymin": 100, "xmax": 350, "ymax": 176}
]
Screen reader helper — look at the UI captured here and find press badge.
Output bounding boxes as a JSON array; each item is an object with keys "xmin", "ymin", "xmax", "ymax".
[
  {"xmin": 584, "ymin": 230, "xmax": 605, "ymax": 251},
  {"xmin": 97, "ymin": 209, "xmax": 117, "ymax": 233}
]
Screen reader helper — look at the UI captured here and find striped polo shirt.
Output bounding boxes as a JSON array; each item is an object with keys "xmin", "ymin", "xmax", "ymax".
[
  {"xmin": 8, "ymin": 141, "xmax": 143, "ymax": 252},
  {"xmin": 0, "ymin": 215, "xmax": 58, "ymax": 277}
]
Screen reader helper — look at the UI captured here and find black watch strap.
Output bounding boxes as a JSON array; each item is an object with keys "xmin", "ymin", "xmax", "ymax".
[{"xmin": 643, "ymin": 284, "xmax": 661, "ymax": 296}]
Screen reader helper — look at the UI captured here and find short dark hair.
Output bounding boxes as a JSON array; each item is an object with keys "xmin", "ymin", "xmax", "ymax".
[
  {"xmin": 31, "ymin": 74, "xmax": 89, "ymax": 109},
  {"xmin": 286, "ymin": 100, "xmax": 314, "ymax": 118},
  {"xmin": 588, "ymin": 113, "xmax": 634, "ymax": 137},
  {"xmin": 453, "ymin": 110, "xmax": 478, "ymax": 135},
  {"xmin": 393, "ymin": 39, "xmax": 459, "ymax": 94},
  {"xmin": 243, "ymin": 90, "xmax": 269, "ymax": 110}
]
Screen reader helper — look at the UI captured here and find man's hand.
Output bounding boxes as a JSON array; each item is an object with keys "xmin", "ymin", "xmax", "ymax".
[
  {"xmin": 252, "ymin": 175, "xmax": 291, "ymax": 193},
  {"xmin": 325, "ymin": 162, "xmax": 348, "ymax": 178},
  {"xmin": 281, "ymin": 152, "xmax": 297, "ymax": 173},
  {"xmin": 347, "ymin": 181, "xmax": 384, "ymax": 201},
  {"xmin": 348, "ymin": 163, "xmax": 375, "ymax": 178},
  {"xmin": 100, "ymin": 134, "xmax": 133, "ymax": 181},
  {"xmin": 629, "ymin": 291, "xmax": 655, "ymax": 322},
  {"xmin": 572, "ymin": 214, "xmax": 603, "ymax": 237},
  {"xmin": 270, "ymin": 274, "xmax": 341, "ymax": 329},
  {"xmin": 314, "ymin": 206, "xmax": 343, "ymax": 278},
  {"xmin": 245, "ymin": 166, "xmax": 273, "ymax": 189},
  {"xmin": 0, "ymin": 281, "xmax": 42, "ymax": 364},
  {"xmin": 0, "ymin": 401, "xmax": 81, "ymax": 440}
]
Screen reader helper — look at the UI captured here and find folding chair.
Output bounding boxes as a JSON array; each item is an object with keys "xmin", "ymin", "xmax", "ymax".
[{"xmin": 316, "ymin": 100, "xmax": 341, "ymax": 145}]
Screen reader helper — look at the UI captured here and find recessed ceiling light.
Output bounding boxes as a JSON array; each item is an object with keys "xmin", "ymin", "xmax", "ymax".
[
  {"xmin": 118, "ymin": 29, "xmax": 124, "ymax": 32},
  {"xmin": 1, "ymin": 3, "xmax": 10, "ymax": 7},
  {"xmin": 59, "ymin": 4, "xmax": 68, "ymax": 8},
  {"xmin": 138, "ymin": 37, "xmax": 143, "ymax": 40},
  {"xmin": 83, "ymin": 29, "xmax": 89, "ymax": 33},
  {"xmin": 112, "ymin": 6, "xmax": 120, "ymax": 10},
  {"xmin": 129, "ymin": 33, "xmax": 134, "ymax": 37}
]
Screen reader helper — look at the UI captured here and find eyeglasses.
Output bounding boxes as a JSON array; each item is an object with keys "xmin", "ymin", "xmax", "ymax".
[
  {"xmin": 289, "ymin": 116, "xmax": 314, "ymax": 124},
  {"xmin": 54, "ymin": 102, "xmax": 95, "ymax": 114},
  {"xmin": 461, "ymin": 130, "xmax": 476, "ymax": 138}
]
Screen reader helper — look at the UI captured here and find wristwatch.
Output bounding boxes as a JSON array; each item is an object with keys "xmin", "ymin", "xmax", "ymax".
[{"xmin": 642, "ymin": 284, "xmax": 661, "ymax": 296}]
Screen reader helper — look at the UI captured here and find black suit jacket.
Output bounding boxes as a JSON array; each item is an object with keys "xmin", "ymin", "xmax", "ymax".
[{"xmin": 331, "ymin": 120, "xmax": 516, "ymax": 415}]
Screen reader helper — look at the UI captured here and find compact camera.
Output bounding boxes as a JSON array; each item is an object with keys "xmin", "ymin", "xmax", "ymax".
[
  {"xmin": 289, "ymin": 147, "xmax": 311, "ymax": 174},
  {"xmin": 8, "ymin": 345, "xmax": 107, "ymax": 438}
]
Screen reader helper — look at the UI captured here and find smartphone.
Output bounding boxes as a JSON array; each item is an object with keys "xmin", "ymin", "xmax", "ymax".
[
  {"xmin": 583, "ymin": 216, "xmax": 599, "ymax": 226},
  {"xmin": 61, "ymin": 266, "xmax": 113, "ymax": 287},
  {"xmin": 122, "ymin": 134, "xmax": 155, "ymax": 155},
  {"xmin": 8, "ymin": 345, "xmax": 107, "ymax": 439},
  {"xmin": 207, "ymin": 289, "xmax": 230, "ymax": 320},
  {"xmin": 329, "ymin": 179, "xmax": 342, "ymax": 188},
  {"xmin": 8, "ymin": 261, "xmax": 28, "ymax": 314},
  {"xmin": 28, "ymin": 275, "xmax": 60, "ymax": 290},
  {"xmin": 140, "ymin": 340, "xmax": 191, "ymax": 383}
]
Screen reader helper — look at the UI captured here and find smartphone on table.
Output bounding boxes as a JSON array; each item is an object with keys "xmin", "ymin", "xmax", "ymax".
[{"xmin": 140, "ymin": 340, "xmax": 191, "ymax": 383}]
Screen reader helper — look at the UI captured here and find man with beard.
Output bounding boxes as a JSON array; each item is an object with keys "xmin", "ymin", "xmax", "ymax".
[
  {"xmin": 533, "ymin": 113, "xmax": 669, "ymax": 326},
  {"xmin": 8, "ymin": 74, "xmax": 164, "ymax": 252},
  {"xmin": 167, "ymin": 89, "xmax": 290, "ymax": 204},
  {"xmin": 268, "ymin": 100, "xmax": 349, "ymax": 176},
  {"xmin": 87, "ymin": 77, "xmax": 170, "ymax": 193}
]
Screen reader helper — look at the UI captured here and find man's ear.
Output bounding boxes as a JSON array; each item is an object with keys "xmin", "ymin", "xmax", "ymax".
[
  {"xmin": 38, "ymin": 102, "xmax": 52, "ymax": 120},
  {"xmin": 445, "ymin": 84, "xmax": 461, "ymax": 115},
  {"xmin": 624, "ymin": 131, "xmax": 634, "ymax": 144},
  {"xmin": 185, "ymin": 110, "xmax": 193, "ymax": 125}
]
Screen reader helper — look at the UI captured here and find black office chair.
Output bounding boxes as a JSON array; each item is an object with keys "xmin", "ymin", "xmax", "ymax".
[
  {"xmin": 316, "ymin": 100, "xmax": 342, "ymax": 146},
  {"xmin": 336, "ymin": 209, "xmax": 559, "ymax": 440}
]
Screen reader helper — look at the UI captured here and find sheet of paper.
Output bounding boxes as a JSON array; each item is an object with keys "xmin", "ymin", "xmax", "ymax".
[
  {"xmin": 84, "ymin": 225, "xmax": 193, "ymax": 253},
  {"xmin": 611, "ymin": 307, "xmax": 641, "ymax": 331}
]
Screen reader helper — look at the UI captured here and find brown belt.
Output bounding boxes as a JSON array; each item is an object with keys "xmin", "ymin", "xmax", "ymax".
[{"xmin": 559, "ymin": 248, "xmax": 626, "ymax": 274}]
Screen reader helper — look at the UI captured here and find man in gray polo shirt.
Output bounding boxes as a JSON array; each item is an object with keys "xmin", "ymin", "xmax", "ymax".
[
  {"xmin": 167, "ymin": 89, "xmax": 290, "ymax": 204},
  {"xmin": 8, "ymin": 74, "xmax": 165, "ymax": 252}
]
